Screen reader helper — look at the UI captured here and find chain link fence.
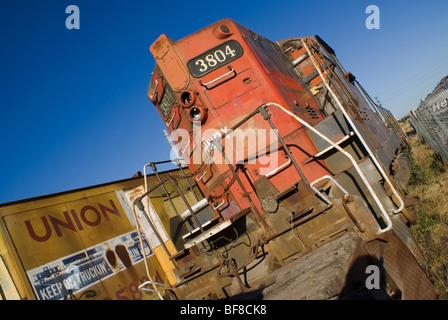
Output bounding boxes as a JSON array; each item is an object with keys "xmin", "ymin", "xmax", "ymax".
[{"xmin": 408, "ymin": 83, "xmax": 448, "ymax": 163}]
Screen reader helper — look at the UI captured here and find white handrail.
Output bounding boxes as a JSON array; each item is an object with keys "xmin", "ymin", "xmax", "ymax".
[
  {"xmin": 264, "ymin": 156, "xmax": 291, "ymax": 178},
  {"xmin": 301, "ymin": 38, "xmax": 404, "ymax": 215},
  {"xmin": 132, "ymin": 204, "xmax": 164, "ymax": 300},
  {"xmin": 310, "ymin": 175, "xmax": 350, "ymax": 206},
  {"xmin": 200, "ymin": 67, "xmax": 235, "ymax": 88},
  {"xmin": 139, "ymin": 280, "xmax": 171, "ymax": 293},
  {"xmin": 212, "ymin": 195, "xmax": 226, "ymax": 210},
  {"xmin": 263, "ymin": 102, "xmax": 392, "ymax": 233}
]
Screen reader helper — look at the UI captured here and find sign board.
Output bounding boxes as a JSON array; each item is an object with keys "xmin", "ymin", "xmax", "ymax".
[{"xmin": 2, "ymin": 188, "xmax": 171, "ymax": 300}]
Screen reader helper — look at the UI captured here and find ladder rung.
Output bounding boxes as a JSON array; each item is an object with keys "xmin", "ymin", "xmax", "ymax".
[
  {"xmin": 292, "ymin": 52, "xmax": 308, "ymax": 67},
  {"xmin": 303, "ymin": 70, "xmax": 319, "ymax": 83}
]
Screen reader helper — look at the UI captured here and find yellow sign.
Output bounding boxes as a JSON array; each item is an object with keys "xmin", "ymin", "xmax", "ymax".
[
  {"xmin": 5, "ymin": 192, "xmax": 133, "ymax": 270},
  {"xmin": 3, "ymin": 190, "xmax": 167, "ymax": 300}
]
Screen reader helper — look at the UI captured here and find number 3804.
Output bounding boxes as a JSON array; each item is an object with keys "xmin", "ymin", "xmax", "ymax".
[
  {"xmin": 195, "ymin": 45, "xmax": 237, "ymax": 72},
  {"xmin": 187, "ymin": 40, "xmax": 243, "ymax": 77}
]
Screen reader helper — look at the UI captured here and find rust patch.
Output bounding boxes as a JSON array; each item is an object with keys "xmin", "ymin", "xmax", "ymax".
[{"xmin": 115, "ymin": 244, "xmax": 132, "ymax": 268}]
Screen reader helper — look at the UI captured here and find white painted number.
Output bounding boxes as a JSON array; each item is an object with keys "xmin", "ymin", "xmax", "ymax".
[
  {"xmin": 195, "ymin": 45, "xmax": 238, "ymax": 74},
  {"xmin": 214, "ymin": 50, "xmax": 226, "ymax": 62},
  {"xmin": 225, "ymin": 45, "xmax": 236, "ymax": 57},
  {"xmin": 205, "ymin": 54, "xmax": 217, "ymax": 67},
  {"xmin": 195, "ymin": 59, "xmax": 208, "ymax": 72}
]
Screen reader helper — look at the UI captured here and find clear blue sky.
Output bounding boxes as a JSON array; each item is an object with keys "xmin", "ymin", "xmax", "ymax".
[{"xmin": 1, "ymin": 0, "xmax": 448, "ymax": 204}]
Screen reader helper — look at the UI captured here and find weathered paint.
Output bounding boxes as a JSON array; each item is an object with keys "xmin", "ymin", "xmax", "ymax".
[
  {"xmin": 144, "ymin": 19, "xmax": 437, "ymax": 300},
  {"xmin": 0, "ymin": 169, "xmax": 187, "ymax": 300}
]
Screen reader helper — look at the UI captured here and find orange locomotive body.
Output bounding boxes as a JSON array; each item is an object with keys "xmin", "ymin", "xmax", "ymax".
[
  {"xmin": 149, "ymin": 22, "xmax": 327, "ymax": 222},
  {"xmin": 141, "ymin": 19, "xmax": 436, "ymax": 299}
]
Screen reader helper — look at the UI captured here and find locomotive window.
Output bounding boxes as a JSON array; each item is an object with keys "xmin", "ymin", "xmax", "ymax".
[{"xmin": 187, "ymin": 40, "xmax": 243, "ymax": 78}]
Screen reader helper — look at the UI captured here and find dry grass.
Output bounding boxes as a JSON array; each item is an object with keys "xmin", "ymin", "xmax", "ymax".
[{"xmin": 402, "ymin": 122, "xmax": 448, "ymax": 300}]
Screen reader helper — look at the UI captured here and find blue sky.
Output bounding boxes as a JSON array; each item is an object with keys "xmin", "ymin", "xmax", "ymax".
[{"xmin": 1, "ymin": 0, "xmax": 448, "ymax": 204}]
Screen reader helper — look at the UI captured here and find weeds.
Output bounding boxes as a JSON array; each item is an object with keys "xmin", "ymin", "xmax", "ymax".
[
  {"xmin": 402, "ymin": 148, "xmax": 428, "ymax": 185},
  {"xmin": 402, "ymin": 122, "xmax": 448, "ymax": 300}
]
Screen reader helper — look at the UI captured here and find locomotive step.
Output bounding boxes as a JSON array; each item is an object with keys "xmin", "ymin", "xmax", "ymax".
[
  {"xmin": 182, "ymin": 215, "xmax": 220, "ymax": 240},
  {"xmin": 184, "ymin": 219, "xmax": 233, "ymax": 249}
]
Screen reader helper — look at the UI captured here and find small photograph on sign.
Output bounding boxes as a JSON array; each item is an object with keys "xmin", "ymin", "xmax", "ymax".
[{"xmin": 27, "ymin": 230, "xmax": 152, "ymax": 300}]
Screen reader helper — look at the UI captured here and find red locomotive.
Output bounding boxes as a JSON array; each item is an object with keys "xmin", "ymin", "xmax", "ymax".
[{"xmin": 138, "ymin": 19, "xmax": 436, "ymax": 299}]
